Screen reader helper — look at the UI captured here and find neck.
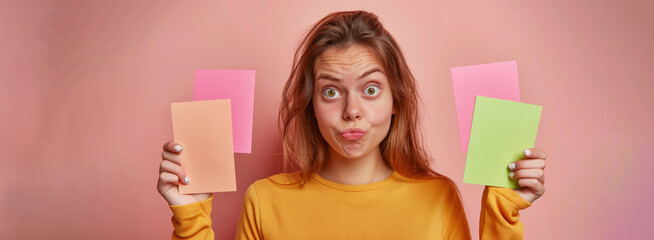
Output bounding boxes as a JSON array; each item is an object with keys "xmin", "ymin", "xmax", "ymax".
[{"xmin": 318, "ymin": 147, "xmax": 394, "ymax": 185}]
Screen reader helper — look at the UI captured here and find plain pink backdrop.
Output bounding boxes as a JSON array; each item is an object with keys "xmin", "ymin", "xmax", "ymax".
[{"xmin": 1, "ymin": 1, "xmax": 652, "ymax": 239}]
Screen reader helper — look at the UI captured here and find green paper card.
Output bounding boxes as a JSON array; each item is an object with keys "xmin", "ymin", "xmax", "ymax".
[{"xmin": 463, "ymin": 96, "xmax": 543, "ymax": 189}]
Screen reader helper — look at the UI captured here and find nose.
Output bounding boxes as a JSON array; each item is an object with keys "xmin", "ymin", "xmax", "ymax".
[{"xmin": 342, "ymin": 94, "xmax": 362, "ymax": 121}]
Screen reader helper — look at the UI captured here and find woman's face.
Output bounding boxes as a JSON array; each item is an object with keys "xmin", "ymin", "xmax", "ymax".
[{"xmin": 312, "ymin": 44, "xmax": 395, "ymax": 160}]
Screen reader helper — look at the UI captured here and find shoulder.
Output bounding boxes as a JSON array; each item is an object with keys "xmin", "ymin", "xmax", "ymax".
[
  {"xmin": 244, "ymin": 172, "xmax": 303, "ymax": 195},
  {"xmin": 265, "ymin": 171, "xmax": 304, "ymax": 185},
  {"xmin": 241, "ymin": 172, "xmax": 308, "ymax": 207},
  {"xmin": 397, "ymin": 173, "xmax": 459, "ymax": 189},
  {"xmin": 393, "ymin": 173, "xmax": 461, "ymax": 198}
]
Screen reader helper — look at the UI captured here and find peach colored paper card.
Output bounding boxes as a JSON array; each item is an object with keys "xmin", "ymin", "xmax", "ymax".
[
  {"xmin": 451, "ymin": 61, "xmax": 522, "ymax": 152},
  {"xmin": 193, "ymin": 69, "xmax": 255, "ymax": 154},
  {"xmin": 171, "ymin": 99, "xmax": 237, "ymax": 194}
]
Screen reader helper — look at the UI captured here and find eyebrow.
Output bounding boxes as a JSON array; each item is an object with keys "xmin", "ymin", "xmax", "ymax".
[{"xmin": 316, "ymin": 68, "xmax": 384, "ymax": 82}]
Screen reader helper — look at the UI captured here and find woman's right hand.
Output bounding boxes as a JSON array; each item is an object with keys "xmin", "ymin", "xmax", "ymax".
[{"xmin": 157, "ymin": 141, "xmax": 212, "ymax": 206}]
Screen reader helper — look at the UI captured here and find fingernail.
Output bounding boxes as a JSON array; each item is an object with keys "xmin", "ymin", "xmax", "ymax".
[
  {"xmin": 524, "ymin": 149, "xmax": 531, "ymax": 156},
  {"xmin": 174, "ymin": 145, "xmax": 183, "ymax": 152},
  {"xmin": 508, "ymin": 162, "xmax": 516, "ymax": 170},
  {"xmin": 509, "ymin": 172, "xmax": 515, "ymax": 179},
  {"xmin": 183, "ymin": 176, "xmax": 190, "ymax": 184}
]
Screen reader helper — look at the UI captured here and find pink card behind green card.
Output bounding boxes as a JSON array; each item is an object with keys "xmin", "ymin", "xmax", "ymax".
[
  {"xmin": 451, "ymin": 61, "xmax": 521, "ymax": 153},
  {"xmin": 193, "ymin": 69, "xmax": 255, "ymax": 153},
  {"xmin": 171, "ymin": 99, "xmax": 237, "ymax": 194}
]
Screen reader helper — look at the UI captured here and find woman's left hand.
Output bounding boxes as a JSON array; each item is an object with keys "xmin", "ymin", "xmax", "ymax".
[{"xmin": 508, "ymin": 148, "xmax": 547, "ymax": 203}]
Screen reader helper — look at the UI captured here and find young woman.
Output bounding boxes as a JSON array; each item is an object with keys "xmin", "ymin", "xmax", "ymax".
[{"xmin": 158, "ymin": 10, "xmax": 547, "ymax": 239}]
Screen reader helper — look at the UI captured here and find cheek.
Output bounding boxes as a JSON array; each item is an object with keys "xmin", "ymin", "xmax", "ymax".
[
  {"xmin": 312, "ymin": 98, "xmax": 340, "ymax": 130},
  {"xmin": 367, "ymin": 95, "xmax": 394, "ymax": 127}
]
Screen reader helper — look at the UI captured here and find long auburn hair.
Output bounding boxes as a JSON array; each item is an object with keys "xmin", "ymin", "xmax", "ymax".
[{"xmin": 278, "ymin": 10, "xmax": 450, "ymax": 186}]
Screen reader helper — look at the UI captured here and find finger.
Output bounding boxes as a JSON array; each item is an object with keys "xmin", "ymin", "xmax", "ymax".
[
  {"xmin": 518, "ymin": 178, "xmax": 545, "ymax": 197},
  {"xmin": 159, "ymin": 160, "xmax": 189, "ymax": 184},
  {"xmin": 509, "ymin": 168, "xmax": 545, "ymax": 184},
  {"xmin": 159, "ymin": 172, "xmax": 180, "ymax": 185},
  {"xmin": 509, "ymin": 159, "xmax": 546, "ymax": 171},
  {"xmin": 161, "ymin": 151, "xmax": 182, "ymax": 165},
  {"xmin": 523, "ymin": 148, "xmax": 547, "ymax": 159},
  {"xmin": 163, "ymin": 141, "xmax": 183, "ymax": 153}
]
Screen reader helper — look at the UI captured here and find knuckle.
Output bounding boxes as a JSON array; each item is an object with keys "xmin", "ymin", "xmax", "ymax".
[
  {"xmin": 160, "ymin": 160, "xmax": 175, "ymax": 172},
  {"xmin": 518, "ymin": 179, "xmax": 528, "ymax": 187},
  {"xmin": 519, "ymin": 179, "xmax": 533, "ymax": 187},
  {"xmin": 162, "ymin": 151, "xmax": 178, "ymax": 162},
  {"xmin": 524, "ymin": 169, "xmax": 535, "ymax": 176},
  {"xmin": 160, "ymin": 172, "xmax": 178, "ymax": 181},
  {"xmin": 522, "ymin": 171, "xmax": 531, "ymax": 179},
  {"xmin": 163, "ymin": 161, "xmax": 182, "ymax": 175},
  {"xmin": 163, "ymin": 152, "xmax": 180, "ymax": 163},
  {"xmin": 527, "ymin": 179, "xmax": 538, "ymax": 187},
  {"xmin": 160, "ymin": 159, "xmax": 170, "ymax": 168}
]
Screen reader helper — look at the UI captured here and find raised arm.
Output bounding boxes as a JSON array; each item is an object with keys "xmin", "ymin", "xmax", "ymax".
[
  {"xmin": 479, "ymin": 148, "xmax": 548, "ymax": 239},
  {"xmin": 479, "ymin": 186, "xmax": 531, "ymax": 239},
  {"xmin": 169, "ymin": 197, "xmax": 215, "ymax": 239},
  {"xmin": 158, "ymin": 141, "xmax": 214, "ymax": 239}
]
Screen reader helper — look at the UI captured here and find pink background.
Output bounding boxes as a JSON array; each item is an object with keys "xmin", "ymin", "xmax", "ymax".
[{"xmin": 1, "ymin": 1, "xmax": 652, "ymax": 239}]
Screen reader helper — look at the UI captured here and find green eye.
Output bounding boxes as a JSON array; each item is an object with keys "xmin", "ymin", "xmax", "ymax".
[
  {"xmin": 364, "ymin": 86, "xmax": 380, "ymax": 96},
  {"xmin": 323, "ymin": 88, "xmax": 340, "ymax": 99}
]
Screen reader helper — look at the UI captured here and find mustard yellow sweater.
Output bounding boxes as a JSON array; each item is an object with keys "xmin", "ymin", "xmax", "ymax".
[{"xmin": 169, "ymin": 170, "xmax": 531, "ymax": 239}]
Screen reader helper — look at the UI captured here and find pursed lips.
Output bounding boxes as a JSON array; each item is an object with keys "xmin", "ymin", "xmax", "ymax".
[{"xmin": 339, "ymin": 128, "xmax": 366, "ymax": 140}]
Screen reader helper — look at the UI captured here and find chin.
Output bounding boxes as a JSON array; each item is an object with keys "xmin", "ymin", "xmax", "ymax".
[{"xmin": 337, "ymin": 142, "xmax": 370, "ymax": 159}]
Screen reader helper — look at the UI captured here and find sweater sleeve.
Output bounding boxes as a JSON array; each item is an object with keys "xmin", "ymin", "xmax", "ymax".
[
  {"xmin": 168, "ymin": 196, "xmax": 215, "ymax": 240},
  {"xmin": 442, "ymin": 181, "xmax": 472, "ymax": 240},
  {"xmin": 235, "ymin": 183, "xmax": 263, "ymax": 240},
  {"xmin": 479, "ymin": 186, "xmax": 532, "ymax": 240}
]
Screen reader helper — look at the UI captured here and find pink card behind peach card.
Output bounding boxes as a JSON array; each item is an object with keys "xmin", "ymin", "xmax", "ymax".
[
  {"xmin": 193, "ymin": 69, "xmax": 255, "ymax": 154},
  {"xmin": 171, "ymin": 99, "xmax": 237, "ymax": 194},
  {"xmin": 451, "ymin": 61, "xmax": 522, "ymax": 152}
]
